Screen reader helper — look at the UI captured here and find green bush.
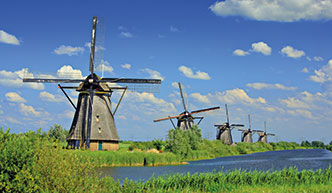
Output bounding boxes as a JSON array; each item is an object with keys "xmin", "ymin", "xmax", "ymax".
[{"xmin": 0, "ymin": 128, "xmax": 99, "ymax": 193}]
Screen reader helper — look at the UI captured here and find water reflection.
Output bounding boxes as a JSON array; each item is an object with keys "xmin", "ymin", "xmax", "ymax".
[{"xmin": 99, "ymin": 149, "xmax": 332, "ymax": 182}]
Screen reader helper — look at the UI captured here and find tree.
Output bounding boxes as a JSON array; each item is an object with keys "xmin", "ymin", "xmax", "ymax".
[
  {"xmin": 165, "ymin": 125, "xmax": 202, "ymax": 156},
  {"xmin": 301, "ymin": 140, "xmax": 311, "ymax": 147},
  {"xmin": 48, "ymin": 124, "xmax": 68, "ymax": 143}
]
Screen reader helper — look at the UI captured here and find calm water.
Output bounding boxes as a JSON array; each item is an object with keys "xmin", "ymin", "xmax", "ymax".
[{"xmin": 99, "ymin": 149, "xmax": 332, "ymax": 182}]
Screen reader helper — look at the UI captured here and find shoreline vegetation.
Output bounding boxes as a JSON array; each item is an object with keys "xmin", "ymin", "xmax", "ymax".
[
  {"xmin": 2, "ymin": 126, "xmax": 332, "ymax": 192},
  {"xmin": 75, "ymin": 140, "xmax": 307, "ymax": 167}
]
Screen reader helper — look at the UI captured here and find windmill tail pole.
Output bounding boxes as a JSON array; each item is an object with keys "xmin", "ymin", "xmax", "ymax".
[
  {"xmin": 58, "ymin": 84, "xmax": 77, "ymax": 110},
  {"xmin": 89, "ymin": 16, "xmax": 97, "ymax": 75},
  {"xmin": 113, "ymin": 86, "xmax": 128, "ymax": 116}
]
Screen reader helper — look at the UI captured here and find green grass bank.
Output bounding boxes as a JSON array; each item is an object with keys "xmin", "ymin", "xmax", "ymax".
[
  {"xmin": 1, "ymin": 128, "xmax": 332, "ymax": 192},
  {"xmin": 74, "ymin": 140, "xmax": 306, "ymax": 167}
]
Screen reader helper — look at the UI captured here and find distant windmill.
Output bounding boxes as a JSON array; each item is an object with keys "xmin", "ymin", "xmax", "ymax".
[
  {"xmin": 237, "ymin": 114, "xmax": 263, "ymax": 143},
  {"xmin": 153, "ymin": 82, "xmax": 220, "ymax": 130},
  {"xmin": 257, "ymin": 121, "xmax": 275, "ymax": 143},
  {"xmin": 23, "ymin": 17, "xmax": 161, "ymax": 151},
  {"xmin": 215, "ymin": 104, "xmax": 244, "ymax": 145}
]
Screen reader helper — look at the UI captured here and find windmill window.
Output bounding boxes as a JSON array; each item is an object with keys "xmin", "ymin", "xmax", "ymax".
[
  {"xmin": 96, "ymin": 115, "xmax": 100, "ymax": 122},
  {"xmin": 98, "ymin": 127, "xmax": 102, "ymax": 133}
]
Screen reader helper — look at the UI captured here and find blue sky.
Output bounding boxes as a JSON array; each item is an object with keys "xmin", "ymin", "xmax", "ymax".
[{"xmin": 1, "ymin": 0, "xmax": 332, "ymax": 143}]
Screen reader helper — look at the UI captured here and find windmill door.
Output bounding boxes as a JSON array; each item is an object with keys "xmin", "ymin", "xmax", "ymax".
[{"xmin": 98, "ymin": 141, "xmax": 103, "ymax": 151}]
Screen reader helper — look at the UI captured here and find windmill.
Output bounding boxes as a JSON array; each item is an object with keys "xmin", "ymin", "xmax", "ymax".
[
  {"xmin": 153, "ymin": 82, "xmax": 220, "ymax": 130},
  {"xmin": 257, "ymin": 121, "xmax": 275, "ymax": 143},
  {"xmin": 215, "ymin": 104, "xmax": 244, "ymax": 145},
  {"xmin": 237, "ymin": 114, "xmax": 263, "ymax": 143},
  {"xmin": 23, "ymin": 16, "xmax": 161, "ymax": 151}
]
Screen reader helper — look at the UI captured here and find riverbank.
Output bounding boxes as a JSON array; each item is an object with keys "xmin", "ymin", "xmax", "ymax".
[
  {"xmin": 1, "ymin": 129, "xmax": 331, "ymax": 192},
  {"xmin": 96, "ymin": 167, "xmax": 332, "ymax": 192},
  {"xmin": 73, "ymin": 140, "xmax": 307, "ymax": 167}
]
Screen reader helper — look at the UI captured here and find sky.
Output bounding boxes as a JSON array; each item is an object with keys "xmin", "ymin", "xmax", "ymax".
[{"xmin": 1, "ymin": 0, "xmax": 332, "ymax": 143}]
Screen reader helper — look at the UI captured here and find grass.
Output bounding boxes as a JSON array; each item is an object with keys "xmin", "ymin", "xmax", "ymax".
[
  {"xmin": 95, "ymin": 167, "xmax": 332, "ymax": 192},
  {"xmin": 71, "ymin": 140, "xmax": 309, "ymax": 167}
]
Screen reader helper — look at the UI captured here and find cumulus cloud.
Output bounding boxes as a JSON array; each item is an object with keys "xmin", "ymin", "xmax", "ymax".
[
  {"xmin": 302, "ymin": 67, "xmax": 309, "ymax": 73},
  {"xmin": 121, "ymin": 64, "xmax": 131, "ymax": 69},
  {"xmin": 191, "ymin": 93, "xmax": 210, "ymax": 103},
  {"xmin": 0, "ymin": 68, "xmax": 44, "ymax": 90},
  {"xmin": 120, "ymin": 32, "xmax": 133, "ymax": 38},
  {"xmin": 281, "ymin": 46, "xmax": 305, "ymax": 58},
  {"xmin": 279, "ymin": 97, "xmax": 310, "ymax": 109},
  {"xmin": 178, "ymin": 65, "xmax": 211, "ymax": 80},
  {"xmin": 54, "ymin": 45, "xmax": 84, "ymax": 56},
  {"xmin": 96, "ymin": 60, "xmax": 113, "ymax": 74},
  {"xmin": 143, "ymin": 68, "xmax": 164, "ymax": 80},
  {"xmin": 314, "ymin": 56, "xmax": 324, "ymax": 61},
  {"xmin": 19, "ymin": 103, "xmax": 42, "ymax": 116},
  {"xmin": 40, "ymin": 91, "xmax": 65, "ymax": 102},
  {"xmin": 233, "ymin": 49, "xmax": 250, "ymax": 56},
  {"xmin": 171, "ymin": 82, "xmax": 179, "ymax": 88},
  {"xmin": 188, "ymin": 88, "xmax": 266, "ymax": 106},
  {"xmin": 246, "ymin": 82, "xmax": 297, "ymax": 91},
  {"xmin": 84, "ymin": 42, "xmax": 105, "ymax": 52},
  {"xmin": 309, "ymin": 59, "xmax": 332, "ymax": 83},
  {"xmin": 125, "ymin": 92, "xmax": 176, "ymax": 114},
  {"xmin": 287, "ymin": 109, "xmax": 313, "ymax": 119},
  {"xmin": 251, "ymin": 42, "xmax": 271, "ymax": 55},
  {"xmin": 0, "ymin": 30, "xmax": 20, "ymax": 45},
  {"xmin": 209, "ymin": 0, "xmax": 332, "ymax": 22},
  {"xmin": 5, "ymin": 92, "xmax": 26, "ymax": 103},
  {"xmin": 57, "ymin": 65, "xmax": 83, "ymax": 79}
]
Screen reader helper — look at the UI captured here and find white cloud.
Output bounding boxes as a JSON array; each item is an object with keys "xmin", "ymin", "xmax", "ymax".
[
  {"xmin": 125, "ymin": 92, "xmax": 176, "ymax": 114},
  {"xmin": 190, "ymin": 88, "xmax": 266, "ymax": 105},
  {"xmin": 19, "ymin": 103, "xmax": 42, "ymax": 116},
  {"xmin": 191, "ymin": 93, "xmax": 210, "ymax": 103},
  {"xmin": 0, "ymin": 30, "xmax": 20, "ymax": 45},
  {"xmin": 53, "ymin": 45, "xmax": 84, "ymax": 56},
  {"xmin": 281, "ymin": 46, "xmax": 305, "ymax": 58},
  {"xmin": 121, "ymin": 64, "xmax": 131, "ymax": 70},
  {"xmin": 84, "ymin": 42, "xmax": 105, "ymax": 52},
  {"xmin": 5, "ymin": 92, "xmax": 26, "ymax": 103},
  {"xmin": 120, "ymin": 32, "xmax": 133, "ymax": 38},
  {"xmin": 287, "ymin": 109, "xmax": 313, "ymax": 119},
  {"xmin": 209, "ymin": 0, "xmax": 332, "ymax": 22},
  {"xmin": 279, "ymin": 97, "xmax": 310, "ymax": 109},
  {"xmin": 40, "ymin": 91, "xmax": 65, "ymax": 102},
  {"xmin": 170, "ymin": 26, "xmax": 179, "ymax": 32},
  {"xmin": 313, "ymin": 56, "xmax": 324, "ymax": 61},
  {"xmin": 0, "ymin": 68, "xmax": 44, "ymax": 90},
  {"xmin": 233, "ymin": 49, "xmax": 250, "ymax": 56},
  {"xmin": 246, "ymin": 82, "xmax": 297, "ymax": 91},
  {"xmin": 178, "ymin": 65, "xmax": 211, "ymax": 80},
  {"xmin": 218, "ymin": 88, "xmax": 266, "ymax": 105},
  {"xmin": 251, "ymin": 42, "xmax": 271, "ymax": 55},
  {"xmin": 57, "ymin": 65, "xmax": 83, "ymax": 79},
  {"xmin": 306, "ymin": 56, "xmax": 312, "ymax": 61},
  {"xmin": 309, "ymin": 59, "xmax": 332, "ymax": 83},
  {"xmin": 143, "ymin": 68, "xmax": 164, "ymax": 80},
  {"xmin": 302, "ymin": 67, "xmax": 309, "ymax": 73},
  {"xmin": 5, "ymin": 116, "xmax": 23, "ymax": 124},
  {"xmin": 96, "ymin": 60, "xmax": 113, "ymax": 74},
  {"xmin": 171, "ymin": 82, "xmax": 179, "ymax": 88}
]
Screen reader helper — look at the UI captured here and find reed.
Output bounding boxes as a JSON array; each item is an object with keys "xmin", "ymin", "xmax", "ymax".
[{"xmin": 96, "ymin": 167, "xmax": 332, "ymax": 192}]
